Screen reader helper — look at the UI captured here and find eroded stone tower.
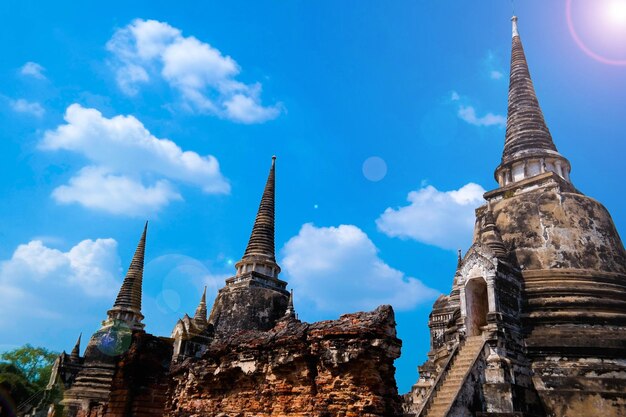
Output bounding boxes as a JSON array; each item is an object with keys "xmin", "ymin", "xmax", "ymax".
[
  {"xmin": 42, "ymin": 223, "xmax": 173, "ymax": 417},
  {"xmin": 208, "ymin": 156, "xmax": 291, "ymax": 335},
  {"xmin": 405, "ymin": 16, "xmax": 626, "ymax": 417},
  {"xmin": 36, "ymin": 158, "xmax": 403, "ymax": 417},
  {"xmin": 165, "ymin": 157, "xmax": 404, "ymax": 417}
]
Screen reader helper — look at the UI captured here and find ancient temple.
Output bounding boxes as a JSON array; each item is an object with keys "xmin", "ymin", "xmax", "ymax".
[
  {"xmin": 47, "ymin": 334, "xmax": 83, "ymax": 391},
  {"xmin": 404, "ymin": 16, "xmax": 626, "ymax": 417},
  {"xmin": 58, "ymin": 223, "xmax": 149, "ymax": 416},
  {"xmin": 170, "ymin": 156, "xmax": 290, "ymax": 360},
  {"xmin": 165, "ymin": 157, "xmax": 402, "ymax": 417},
  {"xmin": 36, "ymin": 157, "xmax": 402, "ymax": 417},
  {"xmin": 40, "ymin": 223, "xmax": 174, "ymax": 417},
  {"xmin": 207, "ymin": 155, "xmax": 291, "ymax": 336},
  {"xmin": 170, "ymin": 287, "xmax": 213, "ymax": 361},
  {"xmin": 24, "ymin": 14, "xmax": 626, "ymax": 417}
]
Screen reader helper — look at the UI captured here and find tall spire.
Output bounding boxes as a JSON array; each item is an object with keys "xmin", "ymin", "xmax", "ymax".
[
  {"xmin": 503, "ymin": 16, "xmax": 556, "ymax": 159},
  {"xmin": 209, "ymin": 156, "xmax": 288, "ymax": 335},
  {"xmin": 193, "ymin": 286, "xmax": 208, "ymax": 326},
  {"xmin": 70, "ymin": 333, "xmax": 81, "ymax": 361},
  {"xmin": 512, "ymin": 15, "xmax": 519, "ymax": 38},
  {"xmin": 243, "ymin": 156, "xmax": 276, "ymax": 262},
  {"xmin": 105, "ymin": 222, "xmax": 147, "ymax": 330},
  {"xmin": 284, "ymin": 289, "xmax": 296, "ymax": 319},
  {"xmin": 235, "ymin": 156, "xmax": 280, "ymax": 279},
  {"xmin": 495, "ymin": 17, "xmax": 571, "ymax": 187}
]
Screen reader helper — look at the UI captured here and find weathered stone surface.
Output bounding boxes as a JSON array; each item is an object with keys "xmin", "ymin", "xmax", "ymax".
[
  {"xmin": 405, "ymin": 17, "xmax": 626, "ymax": 417},
  {"xmin": 484, "ymin": 177, "xmax": 626, "ymax": 274},
  {"xmin": 55, "ymin": 330, "xmax": 172, "ymax": 417},
  {"xmin": 104, "ymin": 332, "xmax": 172, "ymax": 417},
  {"xmin": 208, "ymin": 280, "xmax": 290, "ymax": 336},
  {"xmin": 208, "ymin": 157, "xmax": 290, "ymax": 337},
  {"xmin": 166, "ymin": 305, "xmax": 403, "ymax": 417},
  {"xmin": 407, "ymin": 177, "xmax": 626, "ymax": 417}
]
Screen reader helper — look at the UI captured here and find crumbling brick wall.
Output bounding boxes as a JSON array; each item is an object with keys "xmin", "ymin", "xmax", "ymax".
[
  {"xmin": 104, "ymin": 333, "xmax": 173, "ymax": 417},
  {"xmin": 166, "ymin": 305, "xmax": 403, "ymax": 417}
]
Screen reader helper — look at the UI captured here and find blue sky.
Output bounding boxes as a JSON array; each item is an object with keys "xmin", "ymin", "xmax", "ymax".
[{"xmin": 1, "ymin": 0, "xmax": 625, "ymax": 393}]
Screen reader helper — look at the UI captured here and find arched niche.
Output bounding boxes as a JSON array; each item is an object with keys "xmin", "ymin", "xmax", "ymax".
[{"xmin": 465, "ymin": 276, "xmax": 489, "ymax": 337}]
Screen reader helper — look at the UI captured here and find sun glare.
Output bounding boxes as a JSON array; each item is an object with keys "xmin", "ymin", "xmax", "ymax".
[
  {"xmin": 606, "ymin": 0, "xmax": 626, "ymax": 26},
  {"xmin": 567, "ymin": 0, "xmax": 626, "ymax": 66}
]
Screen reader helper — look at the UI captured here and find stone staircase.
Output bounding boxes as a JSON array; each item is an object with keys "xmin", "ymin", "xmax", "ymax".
[
  {"xmin": 63, "ymin": 363, "xmax": 117, "ymax": 403},
  {"xmin": 421, "ymin": 336, "xmax": 485, "ymax": 417}
]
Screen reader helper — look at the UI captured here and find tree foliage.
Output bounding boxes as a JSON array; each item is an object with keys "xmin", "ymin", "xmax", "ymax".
[
  {"xmin": 0, "ymin": 363, "xmax": 35, "ymax": 394},
  {"xmin": 0, "ymin": 362, "xmax": 37, "ymax": 415},
  {"xmin": 0, "ymin": 345, "xmax": 58, "ymax": 416},
  {"xmin": 0, "ymin": 345, "xmax": 58, "ymax": 390}
]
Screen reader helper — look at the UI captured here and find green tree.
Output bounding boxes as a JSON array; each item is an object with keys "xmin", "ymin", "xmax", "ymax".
[
  {"xmin": 0, "ymin": 362, "xmax": 37, "ymax": 416},
  {"xmin": 0, "ymin": 345, "xmax": 58, "ymax": 390}
]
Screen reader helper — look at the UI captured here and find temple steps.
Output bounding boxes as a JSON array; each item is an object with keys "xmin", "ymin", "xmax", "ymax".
[
  {"xmin": 63, "ymin": 365, "xmax": 117, "ymax": 403},
  {"xmin": 421, "ymin": 336, "xmax": 485, "ymax": 417}
]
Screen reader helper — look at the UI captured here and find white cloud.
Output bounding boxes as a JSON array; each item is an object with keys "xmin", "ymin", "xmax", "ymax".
[
  {"xmin": 458, "ymin": 105, "xmax": 506, "ymax": 128},
  {"xmin": 483, "ymin": 51, "xmax": 504, "ymax": 81},
  {"xmin": 52, "ymin": 167, "xmax": 181, "ymax": 216},
  {"xmin": 376, "ymin": 183, "xmax": 485, "ymax": 251},
  {"xmin": 222, "ymin": 89, "xmax": 281, "ymax": 124},
  {"xmin": 490, "ymin": 70, "xmax": 504, "ymax": 80},
  {"xmin": 281, "ymin": 223, "xmax": 439, "ymax": 315},
  {"xmin": 11, "ymin": 99, "xmax": 45, "ymax": 117},
  {"xmin": 41, "ymin": 104, "xmax": 229, "ymax": 216},
  {"xmin": 0, "ymin": 238, "xmax": 126, "ymax": 348},
  {"xmin": 107, "ymin": 19, "xmax": 281, "ymax": 123},
  {"xmin": 3, "ymin": 239, "xmax": 121, "ymax": 296},
  {"xmin": 447, "ymin": 51, "xmax": 506, "ymax": 128},
  {"xmin": 448, "ymin": 91, "xmax": 505, "ymax": 128},
  {"xmin": 20, "ymin": 61, "xmax": 46, "ymax": 79}
]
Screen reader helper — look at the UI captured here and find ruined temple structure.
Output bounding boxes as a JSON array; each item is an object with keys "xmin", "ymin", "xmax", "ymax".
[
  {"xmin": 165, "ymin": 157, "xmax": 402, "ymax": 416},
  {"xmin": 37, "ymin": 222, "xmax": 175, "ymax": 417},
  {"xmin": 404, "ymin": 16, "xmax": 626, "ymax": 417},
  {"xmin": 207, "ymin": 156, "xmax": 292, "ymax": 337},
  {"xmin": 27, "ymin": 14, "xmax": 626, "ymax": 417},
  {"xmin": 37, "ymin": 157, "xmax": 402, "ymax": 417},
  {"xmin": 170, "ymin": 287, "xmax": 214, "ymax": 361}
]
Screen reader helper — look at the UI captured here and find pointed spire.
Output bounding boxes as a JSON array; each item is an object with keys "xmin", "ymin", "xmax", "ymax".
[
  {"xmin": 105, "ymin": 222, "xmax": 147, "ymax": 330},
  {"xmin": 70, "ymin": 333, "xmax": 81, "ymax": 361},
  {"xmin": 456, "ymin": 249, "xmax": 463, "ymax": 270},
  {"xmin": 512, "ymin": 15, "xmax": 519, "ymax": 38},
  {"xmin": 503, "ymin": 16, "xmax": 557, "ymax": 160},
  {"xmin": 284, "ymin": 289, "xmax": 296, "ymax": 320},
  {"xmin": 481, "ymin": 202, "xmax": 508, "ymax": 258},
  {"xmin": 495, "ymin": 16, "xmax": 571, "ymax": 187},
  {"xmin": 193, "ymin": 286, "xmax": 208, "ymax": 326},
  {"xmin": 234, "ymin": 156, "xmax": 281, "ymax": 279},
  {"xmin": 243, "ymin": 156, "xmax": 276, "ymax": 262},
  {"xmin": 113, "ymin": 221, "xmax": 147, "ymax": 311}
]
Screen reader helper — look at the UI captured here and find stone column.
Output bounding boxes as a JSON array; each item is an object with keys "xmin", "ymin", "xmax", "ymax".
[
  {"xmin": 555, "ymin": 160, "xmax": 563, "ymax": 178},
  {"xmin": 459, "ymin": 284, "xmax": 468, "ymax": 336},
  {"xmin": 486, "ymin": 276, "xmax": 497, "ymax": 313}
]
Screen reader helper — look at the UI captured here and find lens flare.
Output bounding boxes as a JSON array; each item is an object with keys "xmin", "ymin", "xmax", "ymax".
[
  {"xmin": 606, "ymin": 0, "xmax": 626, "ymax": 25},
  {"xmin": 94, "ymin": 321, "xmax": 132, "ymax": 356},
  {"xmin": 362, "ymin": 156, "xmax": 387, "ymax": 182},
  {"xmin": 567, "ymin": 0, "xmax": 626, "ymax": 65}
]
